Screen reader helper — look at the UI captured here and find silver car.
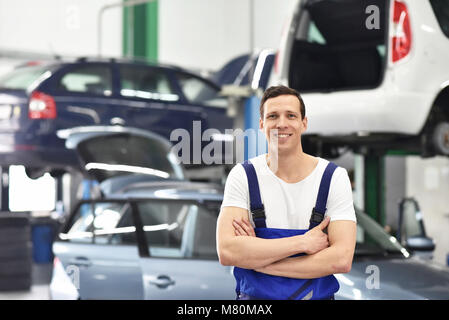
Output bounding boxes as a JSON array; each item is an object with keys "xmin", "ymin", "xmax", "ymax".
[{"xmin": 50, "ymin": 128, "xmax": 449, "ymax": 299}]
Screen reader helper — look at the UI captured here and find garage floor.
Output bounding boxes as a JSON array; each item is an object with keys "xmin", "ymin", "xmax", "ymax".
[{"xmin": 0, "ymin": 263, "xmax": 52, "ymax": 300}]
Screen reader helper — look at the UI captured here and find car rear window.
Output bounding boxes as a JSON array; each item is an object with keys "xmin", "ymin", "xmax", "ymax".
[
  {"xmin": 430, "ymin": 0, "xmax": 449, "ymax": 38},
  {"xmin": 0, "ymin": 65, "xmax": 53, "ymax": 90},
  {"xmin": 57, "ymin": 65, "xmax": 113, "ymax": 96},
  {"xmin": 289, "ymin": 0, "xmax": 387, "ymax": 92},
  {"xmin": 174, "ymin": 71, "xmax": 225, "ymax": 107},
  {"xmin": 119, "ymin": 65, "xmax": 179, "ymax": 102}
]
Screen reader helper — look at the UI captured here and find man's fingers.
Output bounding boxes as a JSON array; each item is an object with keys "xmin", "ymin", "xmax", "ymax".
[
  {"xmin": 318, "ymin": 216, "xmax": 331, "ymax": 230},
  {"xmin": 233, "ymin": 220, "xmax": 250, "ymax": 236},
  {"xmin": 242, "ymin": 219, "xmax": 256, "ymax": 236},
  {"xmin": 234, "ymin": 228, "xmax": 242, "ymax": 236},
  {"xmin": 233, "ymin": 220, "xmax": 244, "ymax": 235},
  {"xmin": 233, "ymin": 219, "xmax": 255, "ymax": 237}
]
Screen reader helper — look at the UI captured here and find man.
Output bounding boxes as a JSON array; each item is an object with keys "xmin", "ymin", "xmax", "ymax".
[{"xmin": 216, "ymin": 85, "xmax": 356, "ymax": 300}]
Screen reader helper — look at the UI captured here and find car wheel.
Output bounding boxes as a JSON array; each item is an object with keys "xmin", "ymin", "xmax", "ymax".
[
  {"xmin": 432, "ymin": 122, "xmax": 449, "ymax": 155},
  {"xmin": 0, "ymin": 275, "xmax": 32, "ymax": 291},
  {"xmin": 0, "ymin": 226, "xmax": 31, "ymax": 244},
  {"xmin": 0, "ymin": 242, "xmax": 32, "ymax": 260},
  {"xmin": 0, "ymin": 214, "xmax": 32, "ymax": 292},
  {"xmin": 25, "ymin": 167, "xmax": 47, "ymax": 180}
]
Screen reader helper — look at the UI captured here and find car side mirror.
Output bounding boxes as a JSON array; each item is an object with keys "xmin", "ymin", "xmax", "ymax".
[{"xmin": 397, "ymin": 198, "xmax": 435, "ymax": 255}]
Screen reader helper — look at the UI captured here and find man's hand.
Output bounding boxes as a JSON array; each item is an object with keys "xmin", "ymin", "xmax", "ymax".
[
  {"xmin": 232, "ymin": 216, "xmax": 330, "ymax": 255},
  {"xmin": 217, "ymin": 206, "xmax": 309, "ymax": 268},
  {"xmin": 232, "ymin": 217, "xmax": 256, "ymax": 237},
  {"xmin": 302, "ymin": 216, "xmax": 330, "ymax": 254}
]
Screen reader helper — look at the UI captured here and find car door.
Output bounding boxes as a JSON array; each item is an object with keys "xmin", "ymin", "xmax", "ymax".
[
  {"xmin": 54, "ymin": 200, "xmax": 144, "ymax": 299},
  {"xmin": 46, "ymin": 63, "xmax": 130, "ymax": 129},
  {"xmin": 135, "ymin": 199, "xmax": 236, "ymax": 300},
  {"xmin": 114, "ymin": 64, "xmax": 178, "ymax": 136}
]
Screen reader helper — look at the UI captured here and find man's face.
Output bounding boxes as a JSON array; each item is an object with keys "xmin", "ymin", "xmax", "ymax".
[{"xmin": 259, "ymin": 94, "xmax": 307, "ymax": 154}]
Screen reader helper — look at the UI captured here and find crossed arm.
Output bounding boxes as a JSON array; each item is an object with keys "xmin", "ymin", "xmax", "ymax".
[{"xmin": 216, "ymin": 206, "xmax": 356, "ymax": 279}]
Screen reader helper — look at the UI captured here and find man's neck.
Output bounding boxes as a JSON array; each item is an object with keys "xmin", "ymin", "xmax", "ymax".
[{"xmin": 266, "ymin": 149, "xmax": 317, "ymax": 183}]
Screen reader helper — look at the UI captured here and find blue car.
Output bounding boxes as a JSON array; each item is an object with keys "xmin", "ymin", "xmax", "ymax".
[
  {"xmin": 49, "ymin": 127, "xmax": 449, "ymax": 300},
  {"xmin": 0, "ymin": 58, "xmax": 233, "ymax": 178}
]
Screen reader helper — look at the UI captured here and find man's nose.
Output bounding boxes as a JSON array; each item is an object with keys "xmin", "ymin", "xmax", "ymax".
[{"xmin": 276, "ymin": 115, "xmax": 288, "ymax": 128}]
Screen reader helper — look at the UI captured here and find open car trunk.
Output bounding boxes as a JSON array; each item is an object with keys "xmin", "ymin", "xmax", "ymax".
[{"xmin": 289, "ymin": 0, "xmax": 389, "ymax": 92}]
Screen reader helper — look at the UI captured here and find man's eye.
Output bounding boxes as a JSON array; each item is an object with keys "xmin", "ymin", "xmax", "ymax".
[
  {"xmin": 267, "ymin": 114, "xmax": 276, "ymax": 119},
  {"xmin": 288, "ymin": 114, "xmax": 297, "ymax": 118}
]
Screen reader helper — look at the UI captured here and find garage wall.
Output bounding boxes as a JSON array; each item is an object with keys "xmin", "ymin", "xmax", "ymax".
[
  {"xmin": 406, "ymin": 156, "xmax": 449, "ymax": 266},
  {"xmin": 0, "ymin": 0, "xmax": 296, "ymax": 72},
  {"xmin": 0, "ymin": 0, "xmax": 122, "ymax": 58},
  {"xmin": 158, "ymin": 0, "xmax": 297, "ymax": 70}
]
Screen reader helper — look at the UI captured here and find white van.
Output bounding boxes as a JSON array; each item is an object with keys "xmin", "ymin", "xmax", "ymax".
[{"xmin": 270, "ymin": 0, "xmax": 449, "ymax": 157}]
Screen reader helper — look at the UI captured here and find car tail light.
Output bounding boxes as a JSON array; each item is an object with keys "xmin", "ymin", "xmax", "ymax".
[
  {"xmin": 53, "ymin": 256, "xmax": 60, "ymax": 268},
  {"xmin": 26, "ymin": 61, "xmax": 42, "ymax": 66},
  {"xmin": 28, "ymin": 91, "xmax": 57, "ymax": 119},
  {"xmin": 391, "ymin": 0, "xmax": 412, "ymax": 63}
]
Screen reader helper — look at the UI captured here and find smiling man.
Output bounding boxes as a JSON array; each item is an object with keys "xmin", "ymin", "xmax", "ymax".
[{"xmin": 216, "ymin": 85, "xmax": 357, "ymax": 300}]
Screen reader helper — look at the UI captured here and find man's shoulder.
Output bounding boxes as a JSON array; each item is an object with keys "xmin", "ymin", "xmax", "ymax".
[
  {"xmin": 237, "ymin": 154, "xmax": 267, "ymax": 171},
  {"xmin": 247, "ymin": 154, "xmax": 267, "ymax": 165}
]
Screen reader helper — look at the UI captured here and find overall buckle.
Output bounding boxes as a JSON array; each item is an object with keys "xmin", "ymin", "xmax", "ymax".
[
  {"xmin": 309, "ymin": 207, "xmax": 324, "ymax": 225},
  {"xmin": 251, "ymin": 207, "xmax": 266, "ymax": 219}
]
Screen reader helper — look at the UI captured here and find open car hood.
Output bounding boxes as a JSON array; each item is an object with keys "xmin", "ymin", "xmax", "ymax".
[{"xmin": 57, "ymin": 126, "xmax": 184, "ymax": 183}]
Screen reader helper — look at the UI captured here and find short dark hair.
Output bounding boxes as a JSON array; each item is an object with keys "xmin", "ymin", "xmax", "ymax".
[{"xmin": 259, "ymin": 85, "xmax": 306, "ymax": 120}]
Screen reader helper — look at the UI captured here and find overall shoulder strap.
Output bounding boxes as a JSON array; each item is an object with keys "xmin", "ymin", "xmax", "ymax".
[
  {"xmin": 241, "ymin": 160, "xmax": 266, "ymax": 228},
  {"xmin": 309, "ymin": 161, "xmax": 338, "ymax": 229}
]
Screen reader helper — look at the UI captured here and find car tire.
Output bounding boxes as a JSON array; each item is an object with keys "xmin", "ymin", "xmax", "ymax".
[
  {"xmin": 0, "ymin": 213, "xmax": 30, "ymax": 228},
  {"xmin": 0, "ymin": 242, "xmax": 32, "ymax": 260},
  {"xmin": 25, "ymin": 167, "xmax": 47, "ymax": 180},
  {"xmin": 0, "ymin": 275, "xmax": 32, "ymax": 292},
  {"xmin": 432, "ymin": 122, "xmax": 449, "ymax": 155},
  {"xmin": 0, "ymin": 257, "xmax": 33, "ymax": 276},
  {"xmin": 0, "ymin": 214, "xmax": 33, "ymax": 292},
  {"xmin": 0, "ymin": 226, "xmax": 31, "ymax": 245}
]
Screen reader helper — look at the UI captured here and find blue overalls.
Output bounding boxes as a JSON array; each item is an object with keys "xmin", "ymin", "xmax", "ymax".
[{"xmin": 234, "ymin": 160, "xmax": 340, "ymax": 300}]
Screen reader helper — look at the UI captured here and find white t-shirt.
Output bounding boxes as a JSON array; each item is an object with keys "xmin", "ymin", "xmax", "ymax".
[{"xmin": 221, "ymin": 154, "xmax": 356, "ymax": 229}]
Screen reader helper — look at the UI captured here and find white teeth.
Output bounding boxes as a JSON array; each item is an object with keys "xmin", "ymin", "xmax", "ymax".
[{"xmin": 278, "ymin": 134, "xmax": 290, "ymax": 138}]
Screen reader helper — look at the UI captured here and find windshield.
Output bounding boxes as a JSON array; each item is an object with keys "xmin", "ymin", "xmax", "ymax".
[
  {"xmin": 0, "ymin": 64, "xmax": 54, "ymax": 90},
  {"xmin": 355, "ymin": 208, "xmax": 408, "ymax": 257}
]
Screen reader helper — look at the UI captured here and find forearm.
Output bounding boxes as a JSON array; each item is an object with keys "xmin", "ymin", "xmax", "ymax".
[
  {"xmin": 255, "ymin": 244, "xmax": 353, "ymax": 279},
  {"xmin": 218, "ymin": 235, "xmax": 307, "ymax": 269}
]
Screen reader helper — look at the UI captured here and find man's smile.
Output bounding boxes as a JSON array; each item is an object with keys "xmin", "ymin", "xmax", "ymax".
[{"xmin": 273, "ymin": 133, "xmax": 293, "ymax": 139}]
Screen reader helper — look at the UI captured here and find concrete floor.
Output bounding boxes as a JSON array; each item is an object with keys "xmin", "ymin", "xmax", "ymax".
[{"xmin": 0, "ymin": 263, "xmax": 53, "ymax": 300}]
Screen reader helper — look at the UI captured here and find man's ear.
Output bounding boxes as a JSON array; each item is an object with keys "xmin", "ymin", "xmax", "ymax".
[
  {"xmin": 301, "ymin": 116, "xmax": 308, "ymax": 133},
  {"xmin": 259, "ymin": 117, "xmax": 264, "ymax": 130}
]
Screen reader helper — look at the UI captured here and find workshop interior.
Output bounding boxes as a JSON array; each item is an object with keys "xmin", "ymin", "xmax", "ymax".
[{"xmin": 0, "ymin": 0, "xmax": 448, "ymax": 300}]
